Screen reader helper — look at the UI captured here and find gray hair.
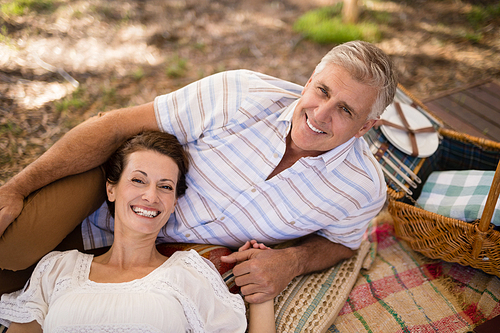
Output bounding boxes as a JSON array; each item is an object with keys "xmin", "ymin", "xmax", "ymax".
[{"xmin": 314, "ymin": 41, "xmax": 397, "ymax": 119}]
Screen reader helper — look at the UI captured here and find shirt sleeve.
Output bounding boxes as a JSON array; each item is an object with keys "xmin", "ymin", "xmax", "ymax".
[
  {"xmin": 316, "ymin": 194, "xmax": 386, "ymax": 249},
  {"xmin": 0, "ymin": 251, "xmax": 66, "ymax": 328},
  {"xmin": 153, "ymin": 70, "xmax": 250, "ymax": 145},
  {"xmin": 166, "ymin": 250, "xmax": 247, "ymax": 333},
  {"xmin": 316, "ymin": 139, "xmax": 388, "ymax": 250}
]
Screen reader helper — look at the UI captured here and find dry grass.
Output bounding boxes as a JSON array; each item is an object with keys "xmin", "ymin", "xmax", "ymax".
[{"xmin": 1, "ymin": 0, "xmax": 499, "ymax": 185}]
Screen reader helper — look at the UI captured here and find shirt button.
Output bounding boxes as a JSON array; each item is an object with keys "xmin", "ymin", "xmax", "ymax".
[
  {"xmin": 273, "ymin": 153, "xmax": 279, "ymax": 158},
  {"xmin": 251, "ymin": 188, "xmax": 256, "ymax": 193},
  {"xmin": 290, "ymin": 221, "xmax": 296, "ymax": 225},
  {"xmin": 185, "ymin": 233, "xmax": 191, "ymax": 238},
  {"xmin": 220, "ymin": 216, "xmax": 225, "ymax": 221}
]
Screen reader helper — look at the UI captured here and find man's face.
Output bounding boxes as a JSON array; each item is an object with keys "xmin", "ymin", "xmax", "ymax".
[{"xmin": 290, "ymin": 64, "xmax": 378, "ymax": 156}]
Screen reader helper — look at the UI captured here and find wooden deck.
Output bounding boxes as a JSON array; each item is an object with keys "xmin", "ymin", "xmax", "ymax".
[
  {"xmin": 422, "ymin": 80, "xmax": 500, "ymax": 143},
  {"xmin": 422, "ymin": 81, "xmax": 500, "ymax": 332}
]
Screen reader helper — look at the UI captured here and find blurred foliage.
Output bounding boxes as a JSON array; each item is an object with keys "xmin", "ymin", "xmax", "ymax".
[
  {"xmin": 293, "ymin": 4, "xmax": 382, "ymax": 44},
  {"xmin": 54, "ymin": 87, "xmax": 87, "ymax": 114},
  {"xmin": 0, "ymin": 25, "xmax": 15, "ymax": 48},
  {"xmin": 1, "ymin": 0, "xmax": 54, "ymax": 16},
  {"xmin": 467, "ymin": 3, "xmax": 500, "ymax": 29},
  {"xmin": 166, "ymin": 55, "xmax": 188, "ymax": 78}
]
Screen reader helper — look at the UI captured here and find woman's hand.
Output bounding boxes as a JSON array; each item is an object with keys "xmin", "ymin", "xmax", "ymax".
[
  {"xmin": 238, "ymin": 240, "xmax": 270, "ymax": 252},
  {"xmin": 248, "ymin": 299, "xmax": 276, "ymax": 333}
]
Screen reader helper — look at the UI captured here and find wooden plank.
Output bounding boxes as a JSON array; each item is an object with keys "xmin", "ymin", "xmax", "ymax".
[
  {"xmin": 424, "ymin": 100, "xmax": 490, "ymax": 139},
  {"xmin": 478, "ymin": 81, "xmax": 500, "ymax": 100},
  {"xmin": 431, "ymin": 97, "xmax": 500, "ymax": 141},
  {"xmin": 422, "ymin": 79, "xmax": 491, "ymax": 103},
  {"xmin": 422, "ymin": 80, "xmax": 500, "ymax": 143},
  {"xmin": 451, "ymin": 91, "xmax": 500, "ymax": 128},
  {"xmin": 465, "ymin": 84, "xmax": 500, "ymax": 113}
]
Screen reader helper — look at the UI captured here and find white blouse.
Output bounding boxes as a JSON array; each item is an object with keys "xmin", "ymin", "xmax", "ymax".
[{"xmin": 0, "ymin": 249, "xmax": 246, "ymax": 332}]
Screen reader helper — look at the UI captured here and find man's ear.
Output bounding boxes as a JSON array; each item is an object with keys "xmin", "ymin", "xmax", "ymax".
[
  {"xmin": 355, "ymin": 118, "xmax": 378, "ymax": 138},
  {"xmin": 106, "ymin": 182, "xmax": 116, "ymax": 202}
]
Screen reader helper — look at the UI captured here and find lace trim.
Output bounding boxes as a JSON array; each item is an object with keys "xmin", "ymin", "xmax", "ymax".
[
  {"xmin": 153, "ymin": 250, "xmax": 245, "ymax": 332},
  {"xmin": 0, "ymin": 299, "xmax": 39, "ymax": 325},
  {"xmin": 153, "ymin": 279, "xmax": 203, "ymax": 333},
  {"xmin": 0, "ymin": 252, "xmax": 67, "ymax": 325},
  {"xmin": 77, "ymin": 252, "xmax": 157, "ymax": 292},
  {"xmin": 179, "ymin": 251, "xmax": 245, "ymax": 313},
  {"xmin": 75, "ymin": 251, "xmax": 91, "ymax": 284},
  {"xmin": 1, "ymin": 250, "xmax": 242, "ymax": 332},
  {"xmin": 52, "ymin": 323, "xmax": 163, "ymax": 333}
]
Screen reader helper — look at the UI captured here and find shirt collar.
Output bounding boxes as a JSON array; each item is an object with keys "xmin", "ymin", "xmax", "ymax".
[
  {"xmin": 321, "ymin": 137, "xmax": 356, "ymax": 172},
  {"xmin": 277, "ymin": 99, "xmax": 297, "ymax": 123},
  {"xmin": 277, "ymin": 99, "xmax": 357, "ymax": 172}
]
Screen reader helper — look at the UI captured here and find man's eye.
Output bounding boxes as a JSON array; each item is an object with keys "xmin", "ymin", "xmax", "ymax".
[
  {"xmin": 341, "ymin": 106, "xmax": 352, "ymax": 115},
  {"xmin": 319, "ymin": 87, "xmax": 328, "ymax": 96}
]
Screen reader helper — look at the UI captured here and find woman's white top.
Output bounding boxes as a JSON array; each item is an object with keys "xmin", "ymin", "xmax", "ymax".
[{"xmin": 0, "ymin": 249, "xmax": 246, "ymax": 332}]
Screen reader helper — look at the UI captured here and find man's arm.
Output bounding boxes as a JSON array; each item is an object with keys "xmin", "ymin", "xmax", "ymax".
[
  {"xmin": 0, "ymin": 102, "xmax": 158, "ymax": 236},
  {"xmin": 221, "ymin": 234, "xmax": 355, "ymax": 303}
]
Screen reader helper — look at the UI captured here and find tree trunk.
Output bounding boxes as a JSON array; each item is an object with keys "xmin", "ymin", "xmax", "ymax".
[{"xmin": 342, "ymin": 0, "xmax": 359, "ymax": 24}]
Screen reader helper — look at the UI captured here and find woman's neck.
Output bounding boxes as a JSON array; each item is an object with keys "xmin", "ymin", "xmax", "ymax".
[{"xmin": 89, "ymin": 236, "xmax": 167, "ymax": 283}]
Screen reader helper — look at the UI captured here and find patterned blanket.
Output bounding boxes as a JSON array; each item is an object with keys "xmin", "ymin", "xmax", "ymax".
[
  {"xmin": 329, "ymin": 211, "xmax": 500, "ymax": 332},
  {"xmin": 1, "ymin": 211, "xmax": 498, "ymax": 332},
  {"xmin": 416, "ymin": 170, "xmax": 500, "ymax": 225}
]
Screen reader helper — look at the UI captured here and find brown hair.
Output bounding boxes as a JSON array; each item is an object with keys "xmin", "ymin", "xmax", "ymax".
[{"xmin": 103, "ymin": 131, "xmax": 189, "ymax": 217}]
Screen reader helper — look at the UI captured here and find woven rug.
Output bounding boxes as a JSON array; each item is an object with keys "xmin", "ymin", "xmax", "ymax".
[{"xmin": 329, "ymin": 210, "xmax": 500, "ymax": 333}]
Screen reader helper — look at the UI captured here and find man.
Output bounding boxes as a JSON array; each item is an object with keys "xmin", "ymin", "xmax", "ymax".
[{"xmin": 0, "ymin": 41, "xmax": 397, "ymax": 302}]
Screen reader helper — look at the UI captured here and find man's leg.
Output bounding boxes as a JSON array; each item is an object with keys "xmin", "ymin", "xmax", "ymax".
[
  {"xmin": 0, "ymin": 167, "xmax": 106, "ymax": 293},
  {"xmin": 0, "ymin": 222, "xmax": 110, "ymax": 294}
]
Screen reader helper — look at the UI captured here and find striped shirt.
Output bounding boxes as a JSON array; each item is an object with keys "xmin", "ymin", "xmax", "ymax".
[{"xmin": 82, "ymin": 70, "xmax": 386, "ymax": 250}]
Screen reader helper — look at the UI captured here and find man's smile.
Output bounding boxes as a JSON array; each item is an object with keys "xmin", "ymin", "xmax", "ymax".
[{"xmin": 306, "ymin": 115, "xmax": 326, "ymax": 134}]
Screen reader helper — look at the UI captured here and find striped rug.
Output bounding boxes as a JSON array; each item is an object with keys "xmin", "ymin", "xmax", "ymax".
[{"xmin": 329, "ymin": 211, "xmax": 500, "ymax": 332}]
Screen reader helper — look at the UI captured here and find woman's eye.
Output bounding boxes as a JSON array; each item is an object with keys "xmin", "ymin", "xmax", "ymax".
[
  {"xmin": 132, "ymin": 178, "xmax": 144, "ymax": 184},
  {"xmin": 159, "ymin": 185, "xmax": 173, "ymax": 191}
]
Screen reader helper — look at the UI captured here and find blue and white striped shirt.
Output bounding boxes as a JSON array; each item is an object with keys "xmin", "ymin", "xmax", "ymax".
[{"xmin": 82, "ymin": 70, "xmax": 386, "ymax": 250}]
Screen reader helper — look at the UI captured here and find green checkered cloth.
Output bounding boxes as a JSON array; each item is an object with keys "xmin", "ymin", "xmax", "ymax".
[{"xmin": 417, "ymin": 170, "xmax": 499, "ymax": 226}]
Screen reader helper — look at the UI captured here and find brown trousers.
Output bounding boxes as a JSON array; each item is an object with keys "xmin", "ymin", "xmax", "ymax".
[{"xmin": 0, "ymin": 167, "xmax": 109, "ymax": 294}]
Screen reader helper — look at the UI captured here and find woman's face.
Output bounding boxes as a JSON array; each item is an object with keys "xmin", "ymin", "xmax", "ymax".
[{"xmin": 106, "ymin": 149, "xmax": 179, "ymax": 237}]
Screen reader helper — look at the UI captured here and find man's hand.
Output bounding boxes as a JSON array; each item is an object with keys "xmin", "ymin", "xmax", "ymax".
[
  {"xmin": 0, "ymin": 182, "xmax": 25, "ymax": 236},
  {"xmin": 0, "ymin": 102, "xmax": 158, "ymax": 239},
  {"xmin": 221, "ymin": 246, "xmax": 298, "ymax": 304},
  {"xmin": 222, "ymin": 235, "xmax": 356, "ymax": 304}
]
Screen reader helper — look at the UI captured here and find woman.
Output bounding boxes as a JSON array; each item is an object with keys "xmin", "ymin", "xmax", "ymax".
[{"xmin": 0, "ymin": 131, "xmax": 274, "ymax": 332}]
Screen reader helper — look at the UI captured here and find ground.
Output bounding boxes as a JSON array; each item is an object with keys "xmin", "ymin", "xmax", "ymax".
[{"xmin": 0, "ymin": 0, "xmax": 499, "ymax": 184}]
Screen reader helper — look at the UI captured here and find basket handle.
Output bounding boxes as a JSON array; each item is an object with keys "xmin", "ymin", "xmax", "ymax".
[{"xmin": 472, "ymin": 159, "xmax": 500, "ymax": 258}]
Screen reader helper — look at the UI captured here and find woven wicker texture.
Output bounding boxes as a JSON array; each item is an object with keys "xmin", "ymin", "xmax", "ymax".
[
  {"xmin": 388, "ymin": 120, "xmax": 500, "ymax": 278},
  {"xmin": 390, "ymin": 199, "xmax": 500, "ymax": 277},
  {"xmin": 273, "ymin": 240, "xmax": 371, "ymax": 333}
]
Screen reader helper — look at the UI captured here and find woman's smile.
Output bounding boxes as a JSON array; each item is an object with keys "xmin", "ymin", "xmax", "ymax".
[{"xmin": 131, "ymin": 205, "xmax": 161, "ymax": 218}]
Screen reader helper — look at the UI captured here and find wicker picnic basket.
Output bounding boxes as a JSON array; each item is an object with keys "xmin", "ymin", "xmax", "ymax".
[{"xmin": 388, "ymin": 128, "xmax": 500, "ymax": 277}]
